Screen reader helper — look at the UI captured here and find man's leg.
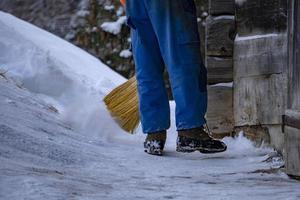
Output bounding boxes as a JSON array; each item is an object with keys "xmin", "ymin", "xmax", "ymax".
[
  {"xmin": 143, "ymin": 0, "xmax": 207, "ymax": 130},
  {"xmin": 126, "ymin": 0, "xmax": 170, "ymax": 155},
  {"xmin": 143, "ymin": 0, "xmax": 227, "ymax": 153},
  {"xmin": 126, "ymin": 0, "xmax": 170, "ymax": 133}
]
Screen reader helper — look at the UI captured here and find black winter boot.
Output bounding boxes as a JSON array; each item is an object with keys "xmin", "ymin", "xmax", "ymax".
[
  {"xmin": 176, "ymin": 126, "xmax": 227, "ymax": 154},
  {"xmin": 144, "ymin": 131, "xmax": 167, "ymax": 156}
]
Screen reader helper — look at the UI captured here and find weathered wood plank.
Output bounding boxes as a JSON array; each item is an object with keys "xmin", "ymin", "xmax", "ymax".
[
  {"xmin": 283, "ymin": 111, "xmax": 300, "ymax": 130},
  {"xmin": 207, "ymin": 85, "xmax": 234, "ymax": 136},
  {"xmin": 206, "ymin": 56, "xmax": 233, "ymax": 84},
  {"xmin": 265, "ymin": 125, "xmax": 284, "ymax": 152},
  {"xmin": 209, "ymin": 0, "xmax": 235, "ymax": 15},
  {"xmin": 288, "ymin": 0, "xmax": 300, "ymax": 110},
  {"xmin": 206, "ymin": 15, "xmax": 235, "ymax": 56},
  {"xmin": 234, "ymin": 74, "xmax": 287, "ymax": 126},
  {"xmin": 285, "ymin": 0, "xmax": 300, "ymax": 179},
  {"xmin": 234, "ymin": 34, "xmax": 287, "ymax": 78},
  {"xmin": 236, "ymin": 0, "xmax": 287, "ymax": 36},
  {"xmin": 285, "ymin": 126, "xmax": 300, "ymax": 177}
]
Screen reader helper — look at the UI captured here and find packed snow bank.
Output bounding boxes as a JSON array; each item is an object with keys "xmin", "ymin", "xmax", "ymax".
[
  {"xmin": 0, "ymin": 12, "xmax": 125, "ymax": 92},
  {"xmin": 0, "ymin": 11, "xmax": 128, "ymax": 140}
]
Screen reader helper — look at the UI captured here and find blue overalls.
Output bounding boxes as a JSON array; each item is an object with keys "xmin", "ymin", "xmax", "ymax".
[{"xmin": 126, "ymin": 0, "xmax": 207, "ymax": 133}]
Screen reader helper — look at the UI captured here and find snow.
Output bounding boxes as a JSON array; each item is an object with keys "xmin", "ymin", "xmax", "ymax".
[
  {"xmin": 76, "ymin": 10, "xmax": 90, "ymax": 17},
  {"xmin": 119, "ymin": 49, "xmax": 133, "ymax": 58},
  {"xmin": 212, "ymin": 15, "xmax": 235, "ymax": 20},
  {"xmin": 236, "ymin": 0, "xmax": 247, "ymax": 6},
  {"xmin": 285, "ymin": 109, "xmax": 300, "ymax": 120},
  {"xmin": 100, "ymin": 16, "xmax": 127, "ymax": 35},
  {"xmin": 116, "ymin": 6, "xmax": 125, "ymax": 17},
  {"xmin": 104, "ymin": 5, "xmax": 115, "ymax": 11},
  {"xmin": 0, "ymin": 12, "xmax": 125, "ymax": 91},
  {"xmin": 235, "ymin": 33, "xmax": 279, "ymax": 41},
  {"xmin": 1, "ymin": 11, "xmax": 300, "ymax": 200},
  {"xmin": 210, "ymin": 82, "xmax": 233, "ymax": 88},
  {"xmin": 201, "ymin": 12, "xmax": 208, "ymax": 18},
  {"xmin": 64, "ymin": 30, "xmax": 76, "ymax": 40}
]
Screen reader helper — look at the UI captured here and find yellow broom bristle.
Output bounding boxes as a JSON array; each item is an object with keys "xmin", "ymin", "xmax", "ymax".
[{"xmin": 103, "ymin": 76, "xmax": 140, "ymax": 134}]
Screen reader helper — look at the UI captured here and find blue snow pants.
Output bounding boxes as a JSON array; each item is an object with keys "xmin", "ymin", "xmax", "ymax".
[{"xmin": 126, "ymin": 0, "xmax": 207, "ymax": 133}]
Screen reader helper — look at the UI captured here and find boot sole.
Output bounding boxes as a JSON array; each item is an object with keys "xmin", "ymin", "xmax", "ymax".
[
  {"xmin": 176, "ymin": 146, "xmax": 197, "ymax": 153},
  {"xmin": 176, "ymin": 145, "xmax": 227, "ymax": 154},
  {"xmin": 144, "ymin": 148, "xmax": 163, "ymax": 156}
]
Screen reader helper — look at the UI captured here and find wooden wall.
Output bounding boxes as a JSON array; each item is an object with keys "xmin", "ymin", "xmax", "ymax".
[
  {"xmin": 233, "ymin": 0, "xmax": 288, "ymax": 151},
  {"xmin": 235, "ymin": 0, "xmax": 287, "ymax": 36},
  {"xmin": 206, "ymin": 0, "xmax": 235, "ymax": 84},
  {"xmin": 205, "ymin": 0, "xmax": 235, "ymax": 136},
  {"xmin": 205, "ymin": 0, "xmax": 299, "ymax": 178}
]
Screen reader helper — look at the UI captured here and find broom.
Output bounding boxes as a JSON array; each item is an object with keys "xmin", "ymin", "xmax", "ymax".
[
  {"xmin": 103, "ymin": 76, "xmax": 140, "ymax": 133},
  {"xmin": 104, "ymin": 0, "xmax": 140, "ymax": 133}
]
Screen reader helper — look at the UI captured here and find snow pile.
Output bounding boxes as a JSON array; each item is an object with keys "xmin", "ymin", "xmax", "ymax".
[
  {"xmin": 0, "ymin": 11, "xmax": 127, "ymax": 140},
  {"xmin": 222, "ymin": 132, "xmax": 271, "ymax": 157},
  {"xmin": 101, "ymin": 16, "xmax": 127, "ymax": 35}
]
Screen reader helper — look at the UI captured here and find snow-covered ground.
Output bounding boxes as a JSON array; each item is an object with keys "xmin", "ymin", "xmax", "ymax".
[{"xmin": 1, "ymin": 12, "xmax": 300, "ymax": 200}]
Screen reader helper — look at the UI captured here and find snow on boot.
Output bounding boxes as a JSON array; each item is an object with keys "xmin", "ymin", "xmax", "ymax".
[
  {"xmin": 176, "ymin": 126, "xmax": 227, "ymax": 154},
  {"xmin": 144, "ymin": 131, "xmax": 166, "ymax": 156}
]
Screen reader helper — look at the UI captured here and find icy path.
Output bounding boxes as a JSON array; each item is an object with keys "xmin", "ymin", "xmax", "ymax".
[{"xmin": 1, "ymin": 78, "xmax": 300, "ymax": 200}]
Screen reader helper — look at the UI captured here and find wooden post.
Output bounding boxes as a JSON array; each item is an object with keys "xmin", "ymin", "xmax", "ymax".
[{"xmin": 284, "ymin": 0, "xmax": 300, "ymax": 178}]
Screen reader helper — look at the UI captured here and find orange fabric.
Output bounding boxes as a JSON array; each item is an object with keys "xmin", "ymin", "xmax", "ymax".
[{"xmin": 120, "ymin": 0, "xmax": 126, "ymax": 6}]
